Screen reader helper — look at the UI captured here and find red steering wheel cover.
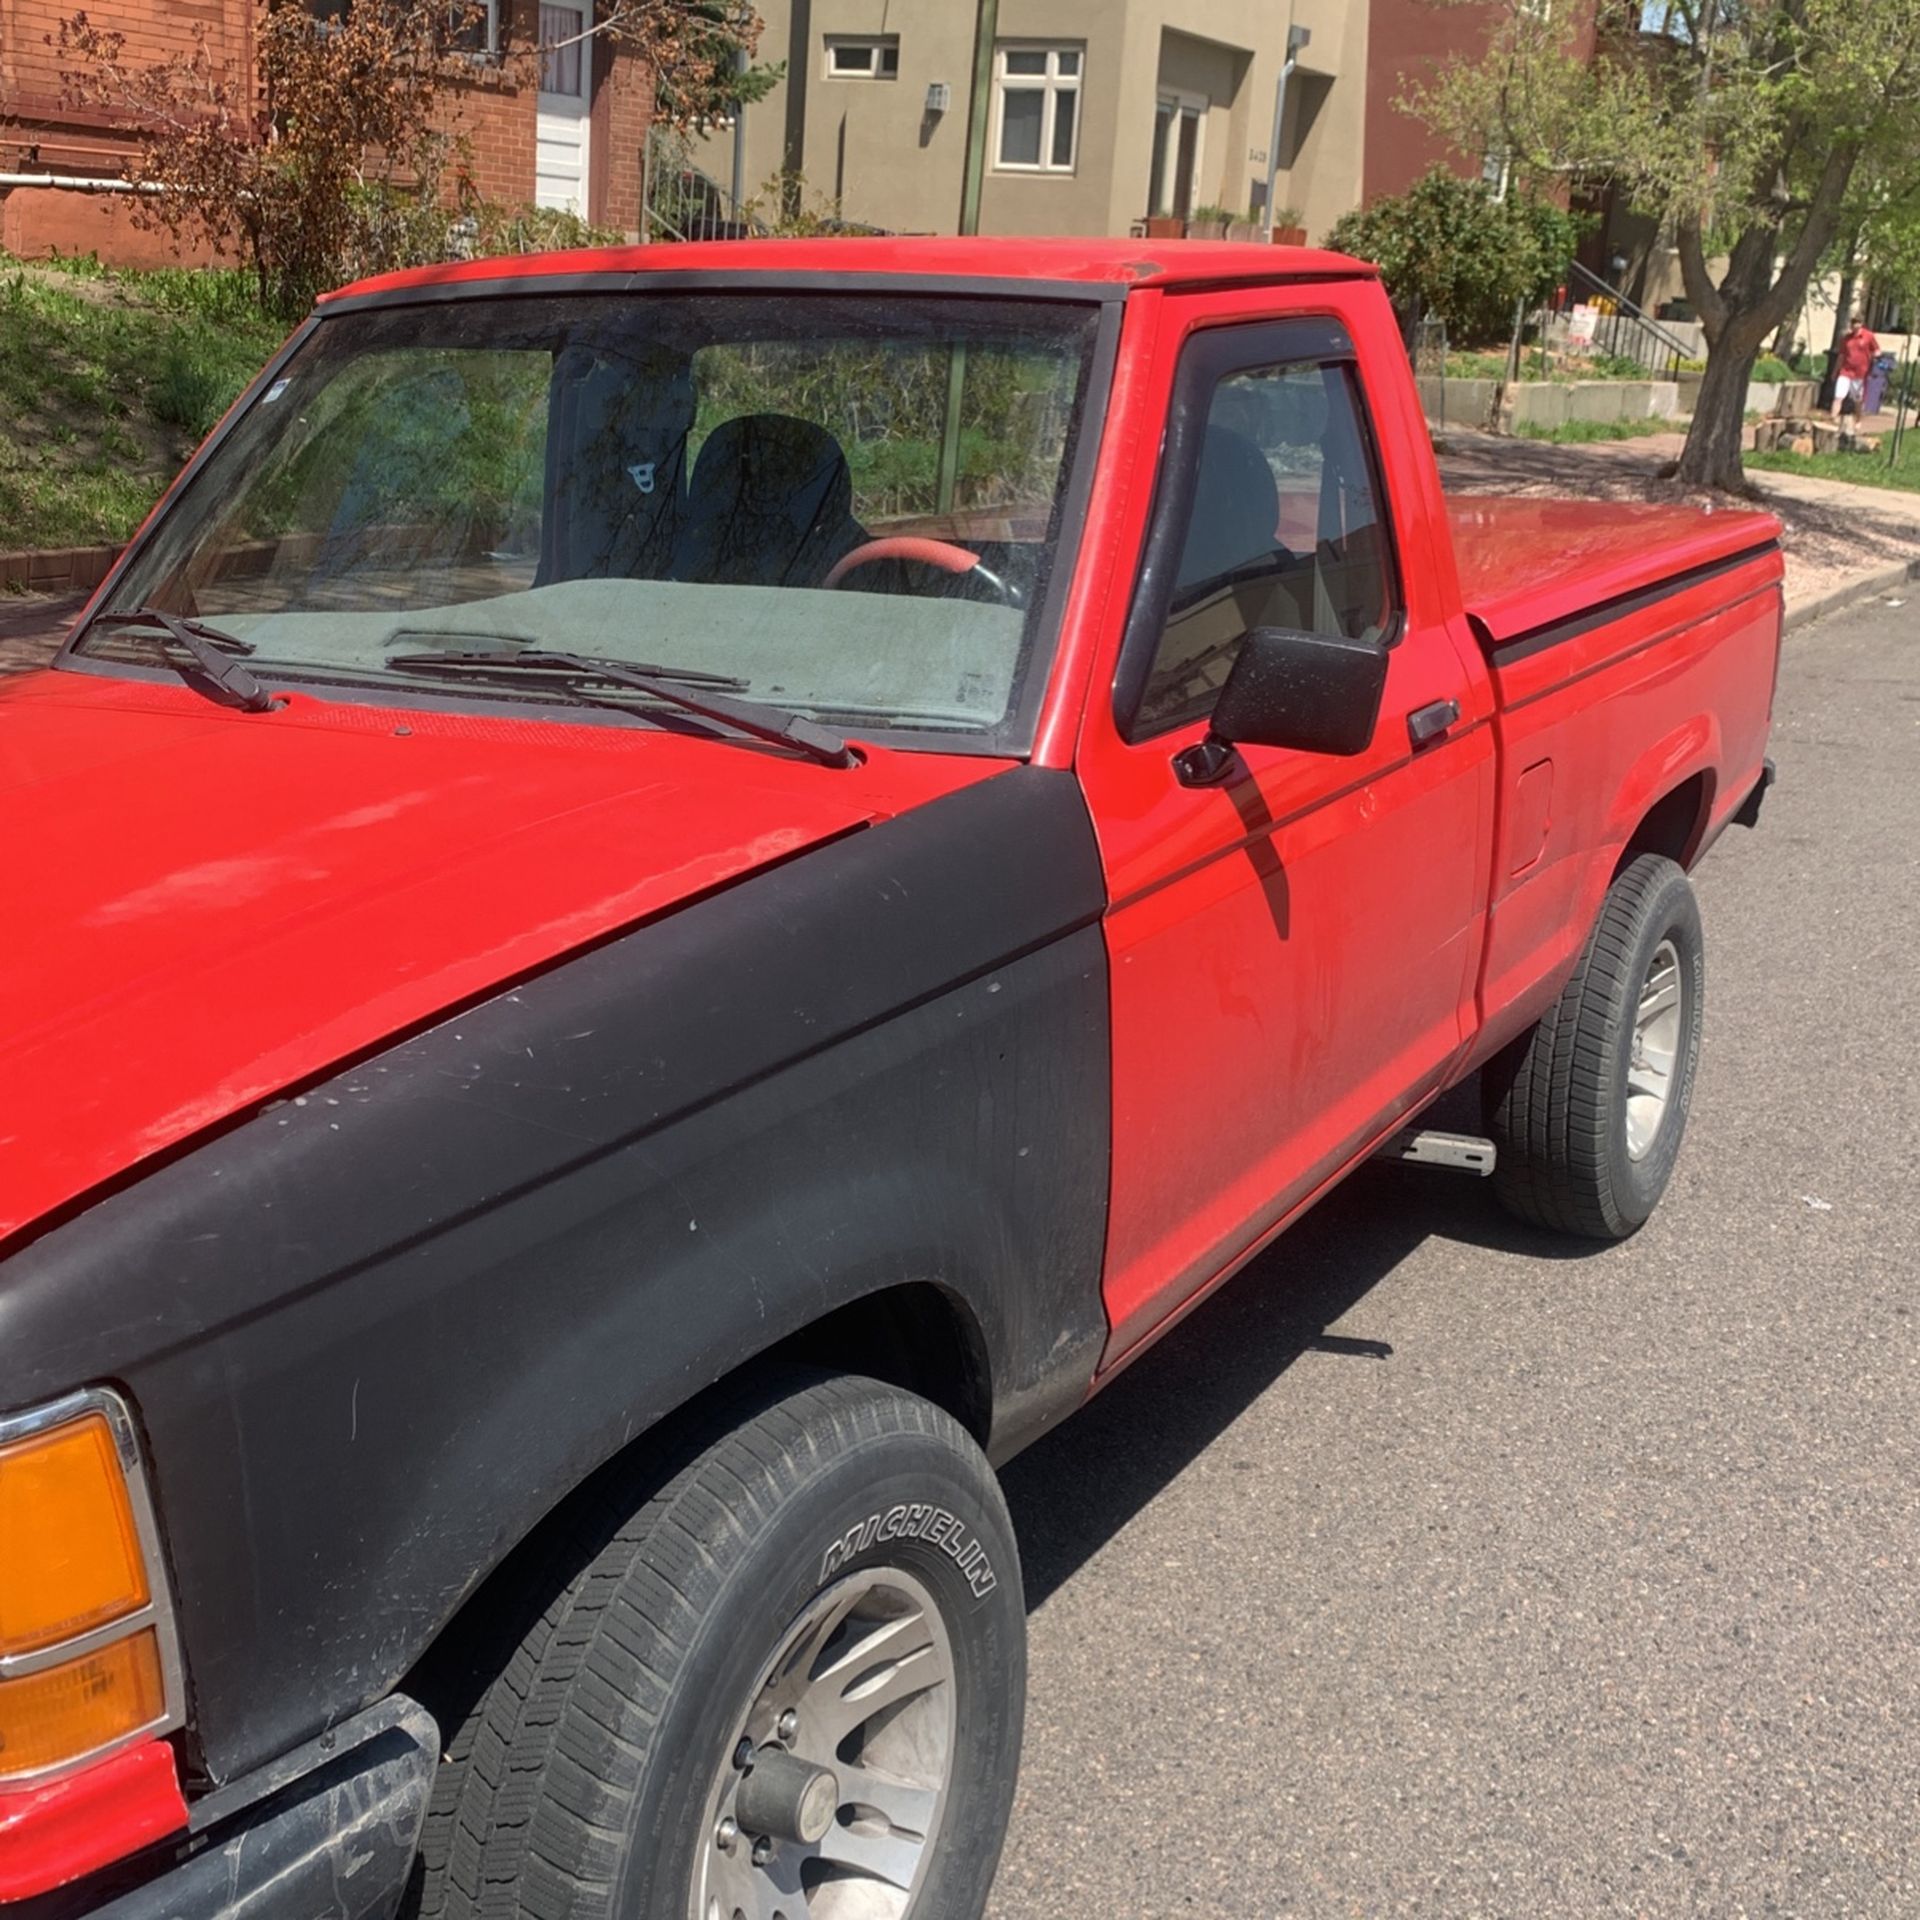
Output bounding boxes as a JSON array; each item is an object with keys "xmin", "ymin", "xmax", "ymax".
[{"xmin": 823, "ymin": 536, "xmax": 981, "ymax": 588}]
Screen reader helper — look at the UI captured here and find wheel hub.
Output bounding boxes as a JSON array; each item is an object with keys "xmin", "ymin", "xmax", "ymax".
[
  {"xmin": 735, "ymin": 1747, "xmax": 840, "ymax": 1847},
  {"xmin": 692, "ymin": 1567, "xmax": 956, "ymax": 1920},
  {"xmin": 1625, "ymin": 937, "xmax": 1683, "ymax": 1161}
]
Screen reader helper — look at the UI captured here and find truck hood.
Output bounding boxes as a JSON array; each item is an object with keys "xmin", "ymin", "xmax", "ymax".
[
  {"xmin": 0, "ymin": 670, "xmax": 1001, "ymax": 1242},
  {"xmin": 1447, "ymin": 496, "xmax": 1781, "ymax": 647}
]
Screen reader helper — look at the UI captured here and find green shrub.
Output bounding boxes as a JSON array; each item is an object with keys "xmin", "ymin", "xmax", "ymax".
[{"xmin": 1326, "ymin": 169, "xmax": 1581, "ymax": 348}]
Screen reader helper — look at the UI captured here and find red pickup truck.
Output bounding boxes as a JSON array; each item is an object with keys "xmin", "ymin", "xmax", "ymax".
[{"xmin": 0, "ymin": 239, "xmax": 1779, "ymax": 1920}]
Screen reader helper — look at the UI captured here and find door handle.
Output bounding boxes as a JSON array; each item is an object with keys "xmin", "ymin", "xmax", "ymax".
[{"xmin": 1407, "ymin": 699, "xmax": 1460, "ymax": 749}]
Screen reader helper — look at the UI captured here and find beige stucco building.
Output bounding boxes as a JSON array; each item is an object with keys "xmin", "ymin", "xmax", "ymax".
[{"xmin": 691, "ymin": 0, "xmax": 1368, "ymax": 244}]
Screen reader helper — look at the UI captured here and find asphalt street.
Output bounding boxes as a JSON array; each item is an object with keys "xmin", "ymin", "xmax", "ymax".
[{"xmin": 990, "ymin": 593, "xmax": 1920, "ymax": 1919}]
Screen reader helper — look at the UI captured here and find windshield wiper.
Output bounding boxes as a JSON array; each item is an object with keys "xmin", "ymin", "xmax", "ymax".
[
  {"xmin": 384, "ymin": 634, "xmax": 748, "ymax": 691},
  {"xmin": 385, "ymin": 648, "xmax": 856, "ymax": 770},
  {"xmin": 87, "ymin": 607, "xmax": 276, "ymax": 714}
]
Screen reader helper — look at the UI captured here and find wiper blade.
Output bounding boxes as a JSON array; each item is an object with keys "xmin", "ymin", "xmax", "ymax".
[
  {"xmin": 88, "ymin": 607, "xmax": 276, "ymax": 714},
  {"xmin": 385, "ymin": 634, "xmax": 747, "ymax": 690},
  {"xmin": 386, "ymin": 648, "xmax": 856, "ymax": 770}
]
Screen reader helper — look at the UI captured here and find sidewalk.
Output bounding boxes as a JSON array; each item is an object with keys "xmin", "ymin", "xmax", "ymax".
[
  {"xmin": 1437, "ymin": 428, "xmax": 1920, "ymax": 622},
  {"xmin": 0, "ymin": 590, "xmax": 86, "ymax": 675}
]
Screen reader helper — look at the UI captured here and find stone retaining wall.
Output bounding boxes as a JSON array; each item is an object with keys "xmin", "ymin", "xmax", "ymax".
[{"xmin": 1417, "ymin": 377, "xmax": 1681, "ymax": 431}]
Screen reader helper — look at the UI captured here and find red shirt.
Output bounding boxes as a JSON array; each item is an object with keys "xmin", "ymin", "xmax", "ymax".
[{"xmin": 1838, "ymin": 327, "xmax": 1878, "ymax": 381}]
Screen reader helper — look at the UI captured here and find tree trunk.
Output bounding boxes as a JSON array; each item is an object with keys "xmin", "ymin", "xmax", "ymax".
[{"xmin": 1674, "ymin": 335, "xmax": 1764, "ymax": 491}]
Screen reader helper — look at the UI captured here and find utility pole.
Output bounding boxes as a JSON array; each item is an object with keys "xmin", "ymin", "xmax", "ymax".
[
  {"xmin": 1262, "ymin": 21, "xmax": 1311, "ymax": 237},
  {"xmin": 730, "ymin": 45, "xmax": 747, "ymax": 213},
  {"xmin": 957, "ymin": 0, "xmax": 1000, "ymax": 236},
  {"xmin": 942, "ymin": 0, "xmax": 1000, "ymax": 512}
]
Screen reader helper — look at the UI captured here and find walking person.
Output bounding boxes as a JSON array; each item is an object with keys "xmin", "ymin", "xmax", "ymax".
[{"xmin": 1831, "ymin": 312, "xmax": 1879, "ymax": 447}]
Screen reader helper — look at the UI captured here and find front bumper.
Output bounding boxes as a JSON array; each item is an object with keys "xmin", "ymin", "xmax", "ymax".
[{"xmin": 29, "ymin": 1700, "xmax": 437, "ymax": 1920}]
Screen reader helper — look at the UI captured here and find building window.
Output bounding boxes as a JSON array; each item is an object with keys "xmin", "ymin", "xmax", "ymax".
[
  {"xmin": 825, "ymin": 36, "xmax": 900, "ymax": 79},
  {"xmin": 455, "ymin": 0, "xmax": 502, "ymax": 59},
  {"xmin": 993, "ymin": 44, "xmax": 1082, "ymax": 174},
  {"xmin": 308, "ymin": 1, "xmax": 500, "ymax": 57}
]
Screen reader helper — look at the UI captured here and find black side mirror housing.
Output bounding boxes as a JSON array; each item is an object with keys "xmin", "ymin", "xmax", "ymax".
[{"xmin": 1175, "ymin": 627, "xmax": 1389, "ymax": 784}]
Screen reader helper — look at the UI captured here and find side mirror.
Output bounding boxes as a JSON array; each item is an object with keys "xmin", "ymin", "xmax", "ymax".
[{"xmin": 1174, "ymin": 627, "xmax": 1388, "ymax": 785}]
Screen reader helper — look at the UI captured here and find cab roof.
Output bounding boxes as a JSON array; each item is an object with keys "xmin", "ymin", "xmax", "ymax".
[{"xmin": 320, "ymin": 236, "xmax": 1374, "ymax": 309}]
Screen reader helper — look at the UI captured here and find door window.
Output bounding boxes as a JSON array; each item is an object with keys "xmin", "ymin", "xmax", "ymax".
[
  {"xmin": 539, "ymin": 3, "xmax": 585, "ymax": 95},
  {"xmin": 1131, "ymin": 357, "xmax": 1397, "ymax": 735}
]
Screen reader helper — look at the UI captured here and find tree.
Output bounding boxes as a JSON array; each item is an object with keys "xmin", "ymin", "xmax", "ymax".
[
  {"xmin": 1326, "ymin": 167, "xmax": 1580, "ymax": 346},
  {"xmin": 59, "ymin": 2, "xmax": 772, "ymax": 321},
  {"xmin": 636, "ymin": 2, "xmax": 781, "ymax": 131},
  {"xmin": 1412, "ymin": 0, "xmax": 1920, "ymax": 492},
  {"xmin": 60, "ymin": 1, "xmax": 482, "ymax": 318}
]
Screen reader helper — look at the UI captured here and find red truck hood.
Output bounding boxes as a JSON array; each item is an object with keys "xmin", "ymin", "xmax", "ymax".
[
  {"xmin": 0, "ymin": 671, "xmax": 1000, "ymax": 1241},
  {"xmin": 1447, "ymin": 496, "xmax": 1781, "ymax": 645}
]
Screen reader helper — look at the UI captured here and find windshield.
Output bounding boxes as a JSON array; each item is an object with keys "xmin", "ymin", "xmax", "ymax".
[{"xmin": 74, "ymin": 291, "xmax": 1103, "ymax": 751}]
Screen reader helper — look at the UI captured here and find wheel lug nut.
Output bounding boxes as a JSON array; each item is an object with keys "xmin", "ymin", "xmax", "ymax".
[
  {"xmin": 733, "ymin": 1738, "xmax": 755, "ymax": 1771},
  {"xmin": 715, "ymin": 1817, "xmax": 737, "ymax": 1853},
  {"xmin": 751, "ymin": 1836, "xmax": 773, "ymax": 1867},
  {"xmin": 776, "ymin": 1710, "xmax": 798, "ymax": 1742}
]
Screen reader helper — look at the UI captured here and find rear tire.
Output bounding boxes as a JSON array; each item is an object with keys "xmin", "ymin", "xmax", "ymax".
[
  {"xmin": 410, "ymin": 1371, "xmax": 1024, "ymax": 1920},
  {"xmin": 1484, "ymin": 853, "xmax": 1705, "ymax": 1239}
]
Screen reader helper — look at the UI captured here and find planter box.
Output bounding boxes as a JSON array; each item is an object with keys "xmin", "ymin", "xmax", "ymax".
[
  {"xmin": 1144, "ymin": 216, "xmax": 1187, "ymax": 240},
  {"xmin": 1271, "ymin": 225, "xmax": 1308, "ymax": 247}
]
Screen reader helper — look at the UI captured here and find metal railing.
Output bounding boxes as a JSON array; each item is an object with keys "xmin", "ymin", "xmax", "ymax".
[
  {"xmin": 643, "ymin": 130, "xmax": 758, "ymax": 242},
  {"xmin": 1541, "ymin": 261, "xmax": 1691, "ymax": 381},
  {"xmin": 641, "ymin": 128, "xmax": 898, "ymax": 243}
]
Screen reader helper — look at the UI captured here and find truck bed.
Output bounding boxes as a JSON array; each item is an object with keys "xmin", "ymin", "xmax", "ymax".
[{"xmin": 1447, "ymin": 495, "xmax": 1780, "ymax": 647}]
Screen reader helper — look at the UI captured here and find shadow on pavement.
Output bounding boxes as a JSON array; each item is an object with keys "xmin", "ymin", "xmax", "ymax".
[
  {"xmin": 1002, "ymin": 1127, "xmax": 1606, "ymax": 1613},
  {"xmin": 0, "ymin": 593, "xmax": 85, "ymax": 674}
]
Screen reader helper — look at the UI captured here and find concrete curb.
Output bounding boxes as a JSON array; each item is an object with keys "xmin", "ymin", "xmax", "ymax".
[{"xmin": 1784, "ymin": 556, "xmax": 1920, "ymax": 634}]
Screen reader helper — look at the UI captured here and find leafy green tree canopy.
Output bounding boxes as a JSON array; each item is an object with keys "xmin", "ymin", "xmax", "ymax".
[
  {"xmin": 1410, "ymin": 0, "xmax": 1920, "ymax": 490},
  {"xmin": 1327, "ymin": 168, "xmax": 1581, "ymax": 347}
]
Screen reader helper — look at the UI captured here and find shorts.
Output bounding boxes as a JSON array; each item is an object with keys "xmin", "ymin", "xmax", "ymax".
[{"xmin": 1835, "ymin": 373, "xmax": 1863, "ymax": 410}]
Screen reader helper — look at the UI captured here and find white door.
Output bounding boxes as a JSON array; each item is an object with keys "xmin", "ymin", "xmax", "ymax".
[{"xmin": 536, "ymin": 3, "xmax": 592, "ymax": 216}]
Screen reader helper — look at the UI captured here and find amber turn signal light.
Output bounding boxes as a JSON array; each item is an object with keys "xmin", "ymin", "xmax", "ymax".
[
  {"xmin": 0, "ymin": 1631, "xmax": 167, "ymax": 1780},
  {"xmin": 0, "ymin": 1412, "xmax": 150, "ymax": 1659}
]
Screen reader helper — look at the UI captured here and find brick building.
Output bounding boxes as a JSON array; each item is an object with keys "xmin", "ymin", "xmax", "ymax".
[{"xmin": 0, "ymin": 0, "xmax": 654, "ymax": 266}]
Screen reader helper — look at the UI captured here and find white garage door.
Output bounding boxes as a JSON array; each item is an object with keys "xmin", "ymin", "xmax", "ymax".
[{"xmin": 536, "ymin": 2, "xmax": 592, "ymax": 216}]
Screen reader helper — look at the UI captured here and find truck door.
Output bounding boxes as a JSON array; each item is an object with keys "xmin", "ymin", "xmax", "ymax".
[{"xmin": 1077, "ymin": 309, "xmax": 1493, "ymax": 1364}]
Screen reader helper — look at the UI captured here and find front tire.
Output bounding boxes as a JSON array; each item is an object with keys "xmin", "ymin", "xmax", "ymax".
[
  {"xmin": 1484, "ymin": 853, "xmax": 1706, "ymax": 1239},
  {"xmin": 413, "ymin": 1372, "xmax": 1024, "ymax": 1920}
]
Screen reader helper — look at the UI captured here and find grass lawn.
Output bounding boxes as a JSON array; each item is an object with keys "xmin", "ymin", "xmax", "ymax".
[
  {"xmin": 1748, "ymin": 427, "xmax": 1920, "ymax": 494},
  {"xmin": 1516, "ymin": 415, "xmax": 1680, "ymax": 445},
  {"xmin": 0, "ymin": 256, "xmax": 284, "ymax": 553}
]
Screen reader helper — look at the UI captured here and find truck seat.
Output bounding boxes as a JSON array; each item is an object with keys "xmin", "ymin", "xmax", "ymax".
[{"xmin": 676, "ymin": 413, "xmax": 867, "ymax": 588}]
